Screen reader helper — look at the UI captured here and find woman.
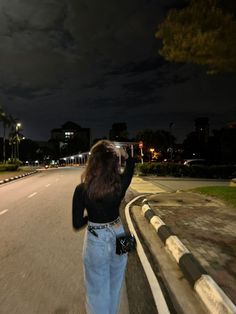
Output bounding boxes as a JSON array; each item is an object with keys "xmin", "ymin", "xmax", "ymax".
[{"xmin": 72, "ymin": 140, "xmax": 135, "ymax": 314}]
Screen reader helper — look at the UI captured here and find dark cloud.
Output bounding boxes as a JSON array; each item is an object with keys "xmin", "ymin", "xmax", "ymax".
[
  {"xmin": 1, "ymin": 85, "xmax": 56, "ymax": 100},
  {"xmin": 0, "ymin": 0, "xmax": 235, "ymax": 142},
  {"xmin": 108, "ymin": 58, "xmax": 165, "ymax": 75}
]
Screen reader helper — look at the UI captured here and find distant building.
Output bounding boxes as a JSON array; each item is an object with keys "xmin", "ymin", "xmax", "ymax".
[
  {"xmin": 51, "ymin": 121, "xmax": 90, "ymax": 146},
  {"xmin": 182, "ymin": 117, "xmax": 210, "ymax": 159},
  {"xmin": 109, "ymin": 123, "xmax": 128, "ymax": 141},
  {"xmin": 194, "ymin": 117, "xmax": 209, "ymax": 144},
  {"xmin": 50, "ymin": 121, "xmax": 90, "ymax": 156},
  {"xmin": 218, "ymin": 122, "xmax": 236, "ymax": 163}
]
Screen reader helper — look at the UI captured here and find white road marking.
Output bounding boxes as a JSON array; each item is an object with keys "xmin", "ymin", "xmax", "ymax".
[
  {"xmin": 45, "ymin": 184, "xmax": 51, "ymax": 187},
  {"xmin": 125, "ymin": 195, "xmax": 170, "ymax": 314},
  {"xmin": 28, "ymin": 192, "xmax": 37, "ymax": 198},
  {"xmin": 0, "ymin": 209, "xmax": 8, "ymax": 216}
]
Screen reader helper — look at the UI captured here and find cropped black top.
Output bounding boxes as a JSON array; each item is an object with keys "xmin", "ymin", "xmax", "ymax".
[{"xmin": 72, "ymin": 156, "xmax": 135, "ymax": 229}]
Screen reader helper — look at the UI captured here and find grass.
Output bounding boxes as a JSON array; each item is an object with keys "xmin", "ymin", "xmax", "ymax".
[{"xmin": 193, "ymin": 186, "xmax": 236, "ymax": 208}]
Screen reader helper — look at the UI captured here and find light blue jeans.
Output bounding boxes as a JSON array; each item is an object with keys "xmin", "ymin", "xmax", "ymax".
[{"xmin": 82, "ymin": 218, "xmax": 128, "ymax": 314}]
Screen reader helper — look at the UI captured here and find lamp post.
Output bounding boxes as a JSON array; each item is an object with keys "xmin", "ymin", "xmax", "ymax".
[
  {"xmin": 115, "ymin": 145, "xmax": 121, "ymax": 165},
  {"xmin": 16, "ymin": 122, "xmax": 21, "ymax": 160},
  {"xmin": 139, "ymin": 141, "xmax": 143, "ymax": 164},
  {"xmin": 149, "ymin": 148, "xmax": 154, "ymax": 162},
  {"xmin": 169, "ymin": 122, "xmax": 174, "ymax": 161}
]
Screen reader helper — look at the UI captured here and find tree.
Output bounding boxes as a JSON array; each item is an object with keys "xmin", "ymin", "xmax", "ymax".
[
  {"xmin": 156, "ymin": 0, "xmax": 236, "ymax": 74},
  {"xmin": 0, "ymin": 107, "xmax": 14, "ymax": 162},
  {"xmin": 0, "ymin": 106, "xmax": 6, "ymax": 161},
  {"xmin": 19, "ymin": 139, "xmax": 39, "ymax": 162},
  {"xmin": 136, "ymin": 129, "xmax": 175, "ymax": 160},
  {"xmin": 8, "ymin": 116, "xmax": 23, "ymax": 160}
]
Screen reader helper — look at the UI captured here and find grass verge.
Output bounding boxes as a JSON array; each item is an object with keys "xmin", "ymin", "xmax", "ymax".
[
  {"xmin": 0, "ymin": 167, "xmax": 38, "ymax": 181},
  {"xmin": 192, "ymin": 186, "xmax": 236, "ymax": 208}
]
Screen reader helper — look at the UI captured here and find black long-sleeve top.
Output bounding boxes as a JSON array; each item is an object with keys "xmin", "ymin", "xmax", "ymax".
[{"xmin": 72, "ymin": 156, "xmax": 135, "ymax": 230}]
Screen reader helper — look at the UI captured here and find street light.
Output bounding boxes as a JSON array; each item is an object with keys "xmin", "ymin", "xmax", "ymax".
[
  {"xmin": 16, "ymin": 122, "xmax": 22, "ymax": 160},
  {"xmin": 139, "ymin": 141, "xmax": 144, "ymax": 164},
  {"xmin": 149, "ymin": 148, "xmax": 155, "ymax": 162}
]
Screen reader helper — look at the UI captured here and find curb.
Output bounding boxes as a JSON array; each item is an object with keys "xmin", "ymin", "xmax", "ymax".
[
  {"xmin": 0, "ymin": 171, "xmax": 38, "ymax": 185},
  {"xmin": 141, "ymin": 199, "xmax": 236, "ymax": 314}
]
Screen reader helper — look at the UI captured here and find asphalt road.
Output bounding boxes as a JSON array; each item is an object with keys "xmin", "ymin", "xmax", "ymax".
[
  {"xmin": 1, "ymin": 169, "xmax": 229, "ymax": 314},
  {"xmin": 0, "ymin": 167, "xmax": 87, "ymax": 314}
]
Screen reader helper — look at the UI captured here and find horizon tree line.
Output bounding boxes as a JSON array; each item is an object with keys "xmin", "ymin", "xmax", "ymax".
[{"xmin": 0, "ymin": 106, "xmax": 23, "ymax": 163}]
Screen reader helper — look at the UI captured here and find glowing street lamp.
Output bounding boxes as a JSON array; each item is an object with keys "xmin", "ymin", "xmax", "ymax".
[
  {"xmin": 16, "ymin": 122, "xmax": 22, "ymax": 160},
  {"xmin": 149, "ymin": 148, "xmax": 155, "ymax": 161}
]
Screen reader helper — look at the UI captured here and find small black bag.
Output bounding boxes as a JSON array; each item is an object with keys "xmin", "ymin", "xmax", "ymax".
[{"xmin": 116, "ymin": 233, "xmax": 136, "ymax": 255}]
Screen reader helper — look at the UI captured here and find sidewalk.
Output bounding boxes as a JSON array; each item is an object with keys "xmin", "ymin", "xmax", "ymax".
[{"xmin": 130, "ymin": 176, "xmax": 236, "ymax": 310}]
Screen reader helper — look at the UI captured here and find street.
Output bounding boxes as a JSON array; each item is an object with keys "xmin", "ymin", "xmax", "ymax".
[
  {"xmin": 0, "ymin": 168, "xmax": 233, "ymax": 313},
  {"xmin": 0, "ymin": 168, "xmax": 87, "ymax": 313}
]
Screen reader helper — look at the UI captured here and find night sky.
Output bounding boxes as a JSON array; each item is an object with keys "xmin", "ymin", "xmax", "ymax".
[{"xmin": 0, "ymin": 0, "xmax": 235, "ymax": 143}]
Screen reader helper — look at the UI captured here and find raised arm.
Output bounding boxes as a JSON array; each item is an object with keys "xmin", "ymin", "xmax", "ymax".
[{"xmin": 120, "ymin": 155, "xmax": 135, "ymax": 196}]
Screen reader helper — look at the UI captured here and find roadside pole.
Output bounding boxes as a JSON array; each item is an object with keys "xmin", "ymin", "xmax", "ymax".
[{"xmin": 139, "ymin": 141, "xmax": 143, "ymax": 164}]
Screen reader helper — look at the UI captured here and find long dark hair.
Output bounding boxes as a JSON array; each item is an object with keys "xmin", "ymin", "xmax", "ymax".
[{"xmin": 82, "ymin": 140, "xmax": 122, "ymax": 200}]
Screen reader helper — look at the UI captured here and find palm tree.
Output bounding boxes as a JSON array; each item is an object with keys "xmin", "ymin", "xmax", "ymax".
[
  {"xmin": 0, "ymin": 107, "xmax": 23, "ymax": 162},
  {"xmin": 0, "ymin": 106, "xmax": 10, "ymax": 163},
  {"xmin": 8, "ymin": 116, "xmax": 23, "ymax": 161},
  {"xmin": 0, "ymin": 106, "xmax": 4, "ymax": 143},
  {"xmin": 8, "ymin": 115, "xmax": 18, "ymax": 160}
]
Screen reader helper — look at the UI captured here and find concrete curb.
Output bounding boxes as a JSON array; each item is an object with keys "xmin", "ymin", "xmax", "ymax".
[
  {"xmin": 141, "ymin": 199, "xmax": 236, "ymax": 314},
  {"xmin": 0, "ymin": 171, "xmax": 38, "ymax": 185}
]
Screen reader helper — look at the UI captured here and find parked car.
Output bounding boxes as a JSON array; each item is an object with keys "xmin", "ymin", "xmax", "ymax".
[
  {"xmin": 44, "ymin": 163, "xmax": 58, "ymax": 169},
  {"xmin": 183, "ymin": 159, "xmax": 207, "ymax": 166}
]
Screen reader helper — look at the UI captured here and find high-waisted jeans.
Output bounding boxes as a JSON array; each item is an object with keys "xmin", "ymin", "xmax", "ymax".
[{"xmin": 82, "ymin": 218, "xmax": 128, "ymax": 314}]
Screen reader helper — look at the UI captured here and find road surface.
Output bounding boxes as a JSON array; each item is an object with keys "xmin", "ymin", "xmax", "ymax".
[
  {"xmin": 1, "ymin": 168, "xmax": 227, "ymax": 313},
  {"xmin": 0, "ymin": 167, "xmax": 88, "ymax": 313}
]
